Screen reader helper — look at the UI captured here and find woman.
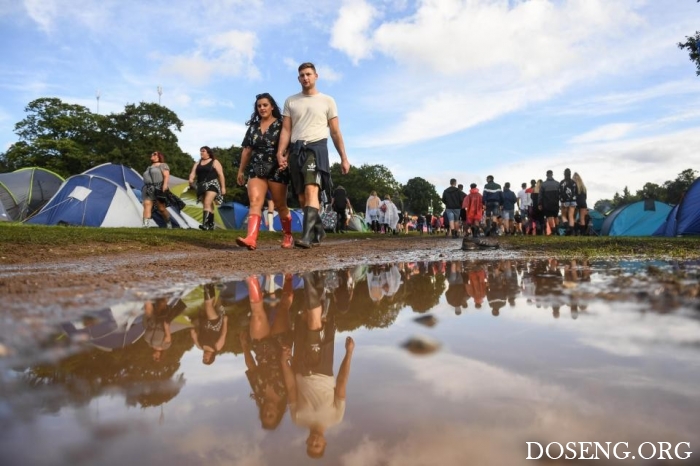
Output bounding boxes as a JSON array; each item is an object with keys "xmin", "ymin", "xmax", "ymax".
[
  {"xmin": 559, "ymin": 168, "xmax": 578, "ymax": 235},
  {"xmin": 365, "ymin": 190, "xmax": 381, "ymax": 233},
  {"xmin": 573, "ymin": 172, "xmax": 588, "ymax": 235},
  {"xmin": 240, "ymin": 274, "xmax": 294, "ymax": 429},
  {"xmin": 143, "ymin": 297, "xmax": 182, "ymax": 362},
  {"xmin": 190, "ymin": 283, "xmax": 228, "ymax": 365},
  {"xmin": 236, "ymin": 93, "xmax": 292, "ymax": 250},
  {"xmin": 379, "ymin": 194, "xmax": 399, "ymax": 234},
  {"xmin": 530, "ymin": 180, "xmax": 543, "ymax": 235},
  {"xmin": 141, "ymin": 151, "xmax": 172, "ymax": 228},
  {"xmin": 188, "ymin": 146, "xmax": 226, "ymax": 231}
]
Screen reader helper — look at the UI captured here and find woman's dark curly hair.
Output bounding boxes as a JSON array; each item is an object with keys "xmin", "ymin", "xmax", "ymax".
[{"xmin": 246, "ymin": 92, "xmax": 282, "ymax": 126}]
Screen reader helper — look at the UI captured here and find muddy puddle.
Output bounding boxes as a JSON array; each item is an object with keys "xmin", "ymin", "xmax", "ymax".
[{"xmin": 1, "ymin": 258, "xmax": 699, "ymax": 465}]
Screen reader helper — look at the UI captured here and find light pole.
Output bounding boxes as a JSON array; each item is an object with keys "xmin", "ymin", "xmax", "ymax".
[
  {"xmin": 157, "ymin": 85, "xmax": 162, "ymax": 105},
  {"xmin": 96, "ymin": 89, "xmax": 101, "ymax": 114}
]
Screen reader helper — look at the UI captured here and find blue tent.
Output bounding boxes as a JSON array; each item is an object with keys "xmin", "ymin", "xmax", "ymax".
[
  {"xmin": 588, "ymin": 210, "xmax": 606, "ymax": 235},
  {"xmin": 218, "ymin": 202, "xmax": 249, "ymax": 229},
  {"xmin": 26, "ymin": 174, "xmax": 143, "ymax": 227},
  {"xmin": 600, "ymin": 199, "xmax": 672, "ymax": 236},
  {"xmin": 653, "ymin": 179, "xmax": 700, "ymax": 237},
  {"xmin": 259, "ymin": 209, "xmax": 304, "ymax": 232},
  {"xmin": 83, "ymin": 163, "xmax": 144, "ymax": 190}
]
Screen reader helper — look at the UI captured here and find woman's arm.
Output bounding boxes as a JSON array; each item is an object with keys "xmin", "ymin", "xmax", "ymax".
[
  {"xmin": 280, "ymin": 346, "xmax": 297, "ymax": 403},
  {"xmin": 161, "ymin": 167, "xmax": 170, "ymax": 191},
  {"xmin": 214, "ymin": 161, "xmax": 226, "ymax": 196},
  {"xmin": 215, "ymin": 315, "xmax": 228, "ymax": 351},
  {"xmin": 188, "ymin": 163, "xmax": 197, "ymax": 186},
  {"xmin": 238, "ymin": 147, "xmax": 252, "ymax": 186}
]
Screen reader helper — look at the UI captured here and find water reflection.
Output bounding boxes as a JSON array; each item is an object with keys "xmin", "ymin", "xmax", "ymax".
[{"xmin": 2, "ymin": 259, "xmax": 699, "ymax": 465}]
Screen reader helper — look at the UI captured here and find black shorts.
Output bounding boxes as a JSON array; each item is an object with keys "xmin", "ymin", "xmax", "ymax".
[{"xmin": 459, "ymin": 208, "xmax": 467, "ymax": 222}]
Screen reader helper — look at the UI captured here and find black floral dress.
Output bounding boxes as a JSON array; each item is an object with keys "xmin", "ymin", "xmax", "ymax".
[{"xmin": 241, "ymin": 118, "xmax": 290, "ymax": 184}]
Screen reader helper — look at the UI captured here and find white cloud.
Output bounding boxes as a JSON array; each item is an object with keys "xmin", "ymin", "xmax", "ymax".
[
  {"xmin": 330, "ymin": 0, "xmax": 378, "ymax": 64},
  {"xmin": 178, "ymin": 117, "xmax": 247, "ymax": 157},
  {"xmin": 159, "ymin": 30, "xmax": 260, "ymax": 84},
  {"xmin": 568, "ymin": 123, "xmax": 637, "ymax": 144}
]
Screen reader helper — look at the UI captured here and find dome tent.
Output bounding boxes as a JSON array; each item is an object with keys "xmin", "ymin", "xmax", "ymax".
[
  {"xmin": 0, "ymin": 167, "xmax": 64, "ymax": 221},
  {"xmin": 600, "ymin": 199, "xmax": 672, "ymax": 236}
]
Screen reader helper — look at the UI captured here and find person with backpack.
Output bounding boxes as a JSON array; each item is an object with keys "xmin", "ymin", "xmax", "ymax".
[{"xmin": 539, "ymin": 170, "xmax": 560, "ymax": 235}]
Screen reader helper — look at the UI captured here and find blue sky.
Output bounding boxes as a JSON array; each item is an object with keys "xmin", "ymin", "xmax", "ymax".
[{"xmin": 1, "ymin": 0, "xmax": 699, "ymax": 204}]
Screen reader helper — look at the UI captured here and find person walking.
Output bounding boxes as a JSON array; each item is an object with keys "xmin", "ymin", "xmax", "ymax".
[
  {"xmin": 442, "ymin": 178, "xmax": 463, "ymax": 238},
  {"xmin": 236, "ymin": 93, "xmax": 293, "ymax": 250},
  {"xmin": 573, "ymin": 172, "xmax": 588, "ymax": 235},
  {"xmin": 275, "ymin": 62, "xmax": 351, "ymax": 249},
  {"xmin": 539, "ymin": 170, "xmax": 560, "ymax": 235},
  {"xmin": 365, "ymin": 190, "xmax": 381, "ymax": 233},
  {"xmin": 483, "ymin": 175, "xmax": 503, "ymax": 236},
  {"xmin": 559, "ymin": 168, "xmax": 578, "ymax": 236},
  {"xmin": 188, "ymin": 146, "xmax": 226, "ymax": 231},
  {"xmin": 462, "ymin": 183, "xmax": 484, "ymax": 237},
  {"xmin": 330, "ymin": 185, "xmax": 352, "ymax": 233},
  {"xmin": 141, "ymin": 150, "xmax": 173, "ymax": 228},
  {"xmin": 502, "ymin": 182, "xmax": 517, "ymax": 235}
]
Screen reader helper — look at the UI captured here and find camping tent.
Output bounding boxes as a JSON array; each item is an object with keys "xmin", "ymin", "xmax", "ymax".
[
  {"xmin": 26, "ymin": 174, "xmax": 144, "ymax": 227},
  {"xmin": 83, "ymin": 163, "xmax": 144, "ymax": 191},
  {"xmin": 653, "ymin": 178, "xmax": 700, "ymax": 237},
  {"xmin": 347, "ymin": 213, "xmax": 370, "ymax": 232},
  {"xmin": 170, "ymin": 181, "xmax": 225, "ymax": 229},
  {"xmin": 219, "ymin": 202, "xmax": 250, "ymax": 229},
  {"xmin": 588, "ymin": 210, "xmax": 606, "ymax": 235},
  {"xmin": 600, "ymin": 199, "xmax": 672, "ymax": 236},
  {"xmin": 258, "ymin": 208, "xmax": 304, "ymax": 232},
  {"xmin": 0, "ymin": 167, "xmax": 64, "ymax": 221}
]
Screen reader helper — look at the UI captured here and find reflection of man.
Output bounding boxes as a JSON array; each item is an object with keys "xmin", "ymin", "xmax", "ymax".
[{"xmin": 282, "ymin": 272, "xmax": 355, "ymax": 459}]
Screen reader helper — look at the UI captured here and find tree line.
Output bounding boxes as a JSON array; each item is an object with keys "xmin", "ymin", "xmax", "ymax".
[
  {"xmin": 4, "ymin": 98, "xmax": 695, "ymax": 218},
  {"xmin": 0, "ymin": 97, "xmax": 443, "ymax": 216}
]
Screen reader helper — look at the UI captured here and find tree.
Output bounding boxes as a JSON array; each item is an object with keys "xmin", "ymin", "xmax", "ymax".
[
  {"xmin": 678, "ymin": 1, "xmax": 700, "ymax": 76},
  {"xmin": 635, "ymin": 182, "xmax": 664, "ymax": 201},
  {"xmin": 99, "ymin": 102, "xmax": 192, "ymax": 177},
  {"xmin": 663, "ymin": 168, "xmax": 698, "ymax": 204},
  {"xmin": 1, "ymin": 98, "xmax": 103, "ymax": 177},
  {"xmin": 329, "ymin": 163, "xmax": 402, "ymax": 212},
  {"xmin": 402, "ymin": 177, "xmax": 442, "ymax": 215}
]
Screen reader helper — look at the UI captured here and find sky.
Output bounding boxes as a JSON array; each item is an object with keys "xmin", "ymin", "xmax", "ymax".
[{"xmin": 1, "ymin": 0, "xmax": 699, "ymax": 204}]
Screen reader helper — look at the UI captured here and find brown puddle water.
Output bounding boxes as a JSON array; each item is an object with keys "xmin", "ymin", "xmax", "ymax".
[{"xmin": 1, "ymin": 259, "xmax": 699, "ymax": 465}]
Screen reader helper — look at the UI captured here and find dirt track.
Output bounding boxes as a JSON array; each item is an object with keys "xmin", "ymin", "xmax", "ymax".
[{"xmin": 0, "ymin": 235, "xmax": 506, "ymax": 315}]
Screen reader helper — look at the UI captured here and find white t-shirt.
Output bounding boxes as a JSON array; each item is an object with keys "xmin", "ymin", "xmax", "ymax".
[
  {"xmin": 290, "ymin": 373, "xmax": 346, "ymax": 430},
  {"xmin": 517, "ymin": 189, "xmax": 531, "ymax": 209},
  {"xmin": 283, "ymin": 92, "xmax": 338, "ymax": 143}
]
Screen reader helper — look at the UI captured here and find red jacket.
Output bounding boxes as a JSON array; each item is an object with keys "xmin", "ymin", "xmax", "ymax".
[{"xmin": 463, "ymin": 188, "xmax": 484, "ymax": 220}]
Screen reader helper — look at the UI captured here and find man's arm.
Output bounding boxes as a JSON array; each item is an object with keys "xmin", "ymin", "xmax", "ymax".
[
  {"xmin": 335, "ymin": 336, "xmax": 354, "ymax": 400},
  {"xmin": 277, "ymin": 116, "xmax": 292, "ymax": 170},
  {"xmin": 328, "ymin": 117, "xmax": 350, "ymax": 174}
]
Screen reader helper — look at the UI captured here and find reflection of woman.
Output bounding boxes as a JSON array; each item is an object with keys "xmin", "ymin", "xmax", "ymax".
[
  {"xmin": 188, "ymin": 146, "xmax": 226, "ymax": 231},
  {"xmin": 144, "ymin": 297, "xmax": 183, "ymax": 362},
  {"xmin": 141, "ymin": 151, "xmax": 172, "ymax": 228},
  {"xmin": 240, "ymin": 274, "xmax": 293, "ymax": 429},
  {"xmin": 236, "ymin": 93, "xmax": 292, "ymax": 250},
  {"xmin": 190, "ymin": 284, "xmax": 228, "ymax": 365}
]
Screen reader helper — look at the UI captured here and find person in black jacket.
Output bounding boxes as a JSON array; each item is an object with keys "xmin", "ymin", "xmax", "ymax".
[
  {"xmin": 559, "ymin": 168, "xmax": 578, "ymax": 235},
  {"xmin": 483, "ymin": 175, "xmax": 503, "ymax": 236},
  {"xmin": 539, "ymin": 170, "xmax": 560, "ymax": 235},
  {"xmin": 442, "ymin": 178, "xmax": 463, "ymax": 238}
]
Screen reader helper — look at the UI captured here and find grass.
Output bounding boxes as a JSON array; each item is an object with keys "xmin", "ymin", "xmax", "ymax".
[{"xmin": 1, "ymin": 223, "xmax": 699, "ymax": 260}]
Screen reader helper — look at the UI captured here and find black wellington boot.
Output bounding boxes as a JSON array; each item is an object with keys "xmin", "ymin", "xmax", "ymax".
[
  {"xmin": 295, "ymin": 207, "xmax": 318, "ymax": 249},
  {"xmin": 312, "ymin": 213, "xmax": 326, "ymax": 247}
]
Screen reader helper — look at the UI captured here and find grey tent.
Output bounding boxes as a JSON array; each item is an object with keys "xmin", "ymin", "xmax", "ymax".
[{"xmin": 0, "ymin": 167, "xmax": 64, "ymax": 221}]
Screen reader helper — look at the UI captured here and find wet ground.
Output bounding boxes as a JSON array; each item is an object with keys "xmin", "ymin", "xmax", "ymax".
[{"xmin": 1, "ymin": 249, "xmax": 699, "ymax": 465}]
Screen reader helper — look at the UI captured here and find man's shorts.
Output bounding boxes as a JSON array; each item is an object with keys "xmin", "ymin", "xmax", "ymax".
[
  {"xmin": 445, "ymin": 209, "xmax": 461, "ymax": 223},
  {"xmin": 290, "ymin": 150, "xmax": 322, "ymax": 196},
  {"xmin": 485, "ymin": 202, "xmax": 501, "ymax": 217},
  {"xmin": 501, "ymin": 209, "xmax": 514, "ymax": 220}
]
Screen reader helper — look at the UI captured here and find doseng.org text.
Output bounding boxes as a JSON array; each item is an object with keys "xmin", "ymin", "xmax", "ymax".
[{"xmin": 526, "ymin": 442, "xmax": 691, "ymax": 460}]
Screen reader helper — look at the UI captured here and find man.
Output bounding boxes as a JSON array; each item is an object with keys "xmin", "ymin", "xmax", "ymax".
[
  {"xmin": 457, "ymin": 183, "xmax": 467, "ymax": 236},
  {"xmin": 282, "ymin": 272, "xmax": 355, "ymax": 459},
  {"xmin": 277, "ymin": 62, "xmax": 351, "ymax": 248},
  {"xmin": 516, "ymin": 182, "xmax": 531, "ymax": 222},
  {"xmin": 482, "ymin": 175, "xmax": 503, "ymax": 236},
  {"xmin": 330, "ymin": 185, "xmax": 352, "ymax": 233},
  {"xmin": 442, "ymin": 178, "xmax": 463, "ymax": 238},
  {"xmin": 539, "ymin": 170, "xmax": 560, "ymax": 235}
]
